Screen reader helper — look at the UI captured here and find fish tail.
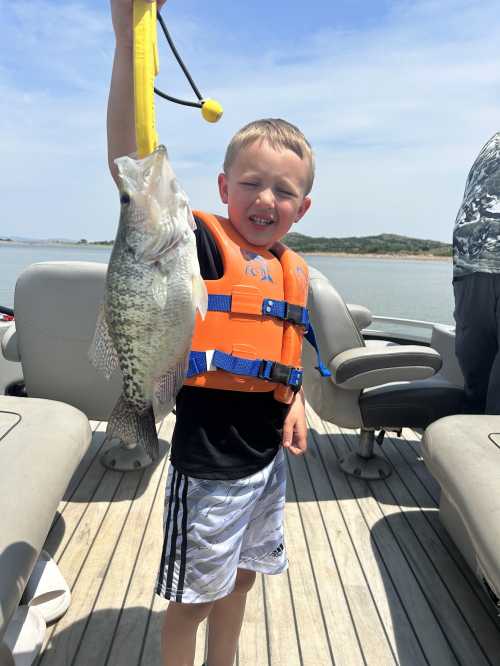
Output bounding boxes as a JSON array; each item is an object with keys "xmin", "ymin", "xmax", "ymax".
[{"xmin": 106, "ymin": 393, "xmax": 159, "ymax": 461}]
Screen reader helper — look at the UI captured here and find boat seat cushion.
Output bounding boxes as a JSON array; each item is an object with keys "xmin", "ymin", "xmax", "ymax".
[
  {"xmin": 0, "ymin": 396, "xmax": 91, "ymax": 643},
  {"xmin": 330, "ymin": 345, "xmax": 442, "ymax": 390},
  {"xmin": 422, "ymin": 415, "xmax": 500, "ymax": 607},
  {"xmin": 360, "ymin": 376, "xmax": 464, "ymax": 429},
  {"xmin": 11, "ymin": 262, "xmax": 122, "ymax": 420}
]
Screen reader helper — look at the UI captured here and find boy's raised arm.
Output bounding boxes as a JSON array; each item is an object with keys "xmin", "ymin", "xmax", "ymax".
[{"xmin": 107, "ymin": 0, "xmax": 166, "ymax": 185}]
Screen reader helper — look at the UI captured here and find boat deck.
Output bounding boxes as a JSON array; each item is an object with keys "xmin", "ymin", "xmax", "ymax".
[{"xmin": 36, "ymin": 406, "xmax": 500, "ymax": 666}]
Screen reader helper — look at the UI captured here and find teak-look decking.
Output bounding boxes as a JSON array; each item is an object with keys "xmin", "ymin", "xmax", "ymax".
[{"xmin": 35, "ymin": 406, "xmax": 500, "ymax": 665}]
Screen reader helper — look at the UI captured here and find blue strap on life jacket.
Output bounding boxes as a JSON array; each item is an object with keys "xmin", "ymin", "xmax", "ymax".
[
  {"xmin": 186, "ymin": 349, "xmax": 303, "ymax": 391},
  {"xmin": 261, "ymin": 298, "xmax": 310, "ymax": 326},
  {"xmin": 206, "ymin": 293, "xmax": 309, "ymax": 327},
  {"xmin": 305, "ymin": 325, "xmax": 331, "ymax": 377}
]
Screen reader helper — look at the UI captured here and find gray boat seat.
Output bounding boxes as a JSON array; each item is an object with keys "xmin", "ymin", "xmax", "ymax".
[
  {"xmin": 2, "ymin": 262, "xmax": 122, "ymax": 418},
  {"xmin": 0, "ymin": 396, "xmax": 91, "ymax": 646},
  {"xmin": 422, "ymin": 415, "xmax": 500, "ymax": 610},
  {"xmin": 302, "ymin": 267, "xmax": 464, "ymax": 478}
]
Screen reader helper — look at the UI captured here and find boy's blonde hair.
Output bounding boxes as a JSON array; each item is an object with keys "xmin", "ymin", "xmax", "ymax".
[{"xmin": 223, "ymin": 118, "xmax": 315, "ymax": 195}]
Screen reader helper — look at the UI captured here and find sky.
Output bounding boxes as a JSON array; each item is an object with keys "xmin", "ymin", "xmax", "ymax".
[{"xmin": 2, "ymin": 0, "xmax": 500, "ymax": 242}]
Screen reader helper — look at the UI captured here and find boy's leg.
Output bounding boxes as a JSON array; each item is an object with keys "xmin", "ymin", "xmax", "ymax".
[
  {"xmin": 206, "ymin": 568, "xmax": 256, "ymax": 666},
  {"xmin": 204, "ymin": 449, "xmax": 287, "ymax": 666},
  {"xmin": 162, "ymin": 600, "xmax": 213, "ymax": 666},
  {"xmin": 156, "ymin": 466, "xmax": 271, "ymax": 665}
]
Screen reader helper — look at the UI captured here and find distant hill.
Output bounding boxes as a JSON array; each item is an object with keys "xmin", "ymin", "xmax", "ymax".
[
  {"xmin": 0, "ymin": 236, "xmax": 113, "ymax": 246},
  {"xmin": 283, "ymin": 232, "xmax": 452, "ymax": 256},
  {"xmin": 1, "ymin": 231, "xmax": 452, "ymax": 256}
]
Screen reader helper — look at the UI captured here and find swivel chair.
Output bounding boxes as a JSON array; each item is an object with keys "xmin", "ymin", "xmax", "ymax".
[{"xmin": 302, "ymin": 267, "xmax": 464, "ymax": 479}]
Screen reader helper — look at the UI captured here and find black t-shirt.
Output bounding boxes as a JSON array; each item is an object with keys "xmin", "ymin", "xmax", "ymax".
[{"xmin": 169, "ymin": 216, "xmax": 290, "ymax": 480}]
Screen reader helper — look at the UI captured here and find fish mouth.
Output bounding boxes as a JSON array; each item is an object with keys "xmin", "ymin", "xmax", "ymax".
[{"xmin": 115, "ymin": 145, "xmax": 169, "ymax": 196}]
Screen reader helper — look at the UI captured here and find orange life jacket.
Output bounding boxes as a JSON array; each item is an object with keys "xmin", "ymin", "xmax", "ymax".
[{"xmin": 184, "ymin": 211, "xmax": 310, "ymax": 404}]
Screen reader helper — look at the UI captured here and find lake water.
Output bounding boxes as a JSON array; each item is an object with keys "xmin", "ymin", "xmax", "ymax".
[{"xmin": 0, "ymin": 244, "xmax": 454, "ymax": 324}]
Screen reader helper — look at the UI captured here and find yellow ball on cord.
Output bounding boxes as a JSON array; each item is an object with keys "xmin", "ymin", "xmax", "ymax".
[{"xmin": 201, "ymin": 99, "xmax": 223, "ymax": 123}]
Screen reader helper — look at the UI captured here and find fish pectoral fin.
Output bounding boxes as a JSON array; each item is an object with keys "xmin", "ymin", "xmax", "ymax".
[
  {"xmin": 152, "ymin": 272, "xmax": 169, "ymax": 308},
  {"xmin": 88, "ymin": 304, "xmax": 119, "ymax": 379},
  {"xmin": 154, "ymin": 358, "xmax": 189, "ymax": 418},
  {"xmin": 192, "ymin": 273, "xmax": 208, "ymax": 320}
]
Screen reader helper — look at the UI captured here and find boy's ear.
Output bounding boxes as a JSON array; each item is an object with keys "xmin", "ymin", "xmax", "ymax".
[
  {"xmin": 295, "ymin": 196, "xmax": 312, "ymax": 223},
  {"xmin": 218, "ymin": 173, "xmax": 229, "ymax": 204}
]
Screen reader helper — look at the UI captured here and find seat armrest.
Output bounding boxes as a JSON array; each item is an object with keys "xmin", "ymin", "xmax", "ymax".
[
  {"xmin": 330, "ymin": 345, "xmax": 442, "ymax": 389},
  {"xmin": 1, "ymin": 324, "xmax": 20, "ymax": 362},
  {"xmin": 346, "ymin": 303, "xmax": 372, "ymax": 330}
]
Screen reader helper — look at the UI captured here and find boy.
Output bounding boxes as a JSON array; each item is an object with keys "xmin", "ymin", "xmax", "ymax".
[{"xmin": 108, "ymin": 2, "xmax": 314, "ymax": 665}]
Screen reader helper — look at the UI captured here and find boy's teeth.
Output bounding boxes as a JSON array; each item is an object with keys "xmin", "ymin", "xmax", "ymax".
[{"xmin": 251, "ymin": 216, "xmax": 273, "ymax": 226}]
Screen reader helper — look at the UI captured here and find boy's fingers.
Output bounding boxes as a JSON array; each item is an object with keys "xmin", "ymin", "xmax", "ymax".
[
  {"xmin": 289, "ymin": 430, "xmax": 307, "ymax": 455},
  {"xmin": 282, "ymin": 424, "xmax": 293, "ymax": 448}
]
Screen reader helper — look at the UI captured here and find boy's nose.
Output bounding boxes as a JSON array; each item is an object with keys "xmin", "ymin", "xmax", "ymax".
[{"xmin": 256, "ymin": 187, "xmax": 275, "ymax": 206}]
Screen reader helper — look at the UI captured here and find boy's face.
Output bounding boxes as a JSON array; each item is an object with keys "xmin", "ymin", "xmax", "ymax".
[{"xmin": 218, "ymin": 139, "xmax": 312, "ymax": 248}]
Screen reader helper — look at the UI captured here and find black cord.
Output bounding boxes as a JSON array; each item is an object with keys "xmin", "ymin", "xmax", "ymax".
[
  {"xmin": 154, "ymin": 88, "xmax": 201, "ymax": 108},
  {"xmin": 155, "ymin": 9, "xmax": 204, "ymax": 107}
]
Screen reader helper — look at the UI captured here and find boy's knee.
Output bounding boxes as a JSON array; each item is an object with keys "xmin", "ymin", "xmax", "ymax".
[
  {"xmin": 167, "ymin": 600, "xmax": 214, "ymax": 625},
  {"xmin": 233, "ymin": 569, "xmax": 256, "ymax": 595}
]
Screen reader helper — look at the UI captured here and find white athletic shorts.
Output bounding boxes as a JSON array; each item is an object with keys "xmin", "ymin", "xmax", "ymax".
[{"xmin": 156, "ymin": 448, "xmax": 287, "ymax": 603}]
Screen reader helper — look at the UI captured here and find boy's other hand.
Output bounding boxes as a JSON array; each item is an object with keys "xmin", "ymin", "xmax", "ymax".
[
  {"xmin": 111, "ymin": 0, "xmax": 167, "ymax": 49},
  {"xmin": 282, "ymin": 389, "xmax": 307, "ymax": 456}
]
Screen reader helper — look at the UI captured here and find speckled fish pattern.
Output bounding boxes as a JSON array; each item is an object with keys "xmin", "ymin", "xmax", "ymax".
[{"xmin": 89, "ymin": 146, "xmax": 206, "ymax": 460}]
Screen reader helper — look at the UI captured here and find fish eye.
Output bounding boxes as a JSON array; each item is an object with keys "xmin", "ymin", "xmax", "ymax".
[{"xmin": 120, "ymin": 192, "xmax": 130, "ymax": 205}]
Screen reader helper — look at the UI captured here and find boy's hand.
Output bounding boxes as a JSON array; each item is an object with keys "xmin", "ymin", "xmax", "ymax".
[
  {"xmin": 111, "ymin": 0, "xmax": 167, "ymax": 49},
  {"xmin": 282, "ymin": 389, "xmax": 307, "ymax": 456}
]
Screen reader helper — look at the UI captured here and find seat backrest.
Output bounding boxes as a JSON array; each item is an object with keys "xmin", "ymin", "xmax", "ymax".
[
  {"xmin": 14, "ymin": 262, "xmax": 121, "ymax": 420},
  {"xmin": 302, "ymin": 267, "xmax": 364, "ymax": 428},
  {"xmin": 430, "ymin": 324, "xmax": 464, "ymax": 388}
]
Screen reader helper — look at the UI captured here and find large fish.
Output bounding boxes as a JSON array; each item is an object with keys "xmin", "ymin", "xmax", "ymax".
[{"xmin": 89, "ymin": 145, "xmax": 207, "ymax": 460}]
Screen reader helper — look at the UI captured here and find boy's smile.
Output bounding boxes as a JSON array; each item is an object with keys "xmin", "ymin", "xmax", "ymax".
[{"xmin": 218, "ymin": 140, "xmax": 312, "ymax": 248}]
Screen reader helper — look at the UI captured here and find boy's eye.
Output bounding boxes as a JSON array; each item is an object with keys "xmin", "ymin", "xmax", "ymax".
[
  {"xmin": 240, "ymin": 181, "xmax": 258, "ymax": 187},
  {"xmin": 277, "ymin": 189, "xmax": 295, "ymax": 197}
]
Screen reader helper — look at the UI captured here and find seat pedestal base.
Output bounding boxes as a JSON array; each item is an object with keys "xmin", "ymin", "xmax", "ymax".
[
  {"xmin": 339, "ymin": 429, "xmax": 392, "ymax": 479},
  {"xmin": 338, "ymin": 451, "xmax": 392, "ymax": 479},
  {"xmin": 101, "ymin": 443, "xmax": 152, "ymax": 471}
]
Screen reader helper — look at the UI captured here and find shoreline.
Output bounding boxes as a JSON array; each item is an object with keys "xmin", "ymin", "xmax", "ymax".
[
  {"xmin": 0, "ymin": 241, "xmax": 111, "ymax": 249},
  {"xmin": 300, "ymin": 251, "xmax": 451, "ymax": 262},
  {"xmin": 0, "ymin": 241, "xmax": 451, "ymax": 261}
]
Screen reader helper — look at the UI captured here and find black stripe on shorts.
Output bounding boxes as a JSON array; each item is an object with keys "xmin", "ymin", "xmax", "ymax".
[
  {"xmin": 176, "ymin": 475, "xmax": 189, "ymax": 602},
  {"xmin": 157, "ymin": 468, "xmax": 178, "ymax": 595},
  {"xmin": 165, "ymin": 470, "xmax": 184, "ymax": 597}
]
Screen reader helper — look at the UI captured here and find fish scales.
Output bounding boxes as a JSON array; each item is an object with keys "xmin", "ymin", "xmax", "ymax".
[
  {"xmin": 107, "ymin": 231, "xmax": 197, "ymax": 407},
  {"xmin": 89, "ymin": 145, "xmax": 207, "ymax": 460}
]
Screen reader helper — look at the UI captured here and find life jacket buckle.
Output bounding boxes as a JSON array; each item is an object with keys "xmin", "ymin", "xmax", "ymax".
[
  {"xmin": 258, "ymin": 360, "xmax": 303, "ymax": 391},
  {"xmin": 285, "ymin": 303, "xmax": 309, "ymax": 327}
]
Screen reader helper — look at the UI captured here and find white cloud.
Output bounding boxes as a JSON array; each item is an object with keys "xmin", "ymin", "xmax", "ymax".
[{"xmin": 2, "ymin": 0, "xmax": 500, "ymax": 241}]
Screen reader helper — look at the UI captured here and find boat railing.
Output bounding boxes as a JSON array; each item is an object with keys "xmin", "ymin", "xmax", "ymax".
[{"xmin": 365, "ymin": 315, "xmax": 454, "ymax": 344}]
